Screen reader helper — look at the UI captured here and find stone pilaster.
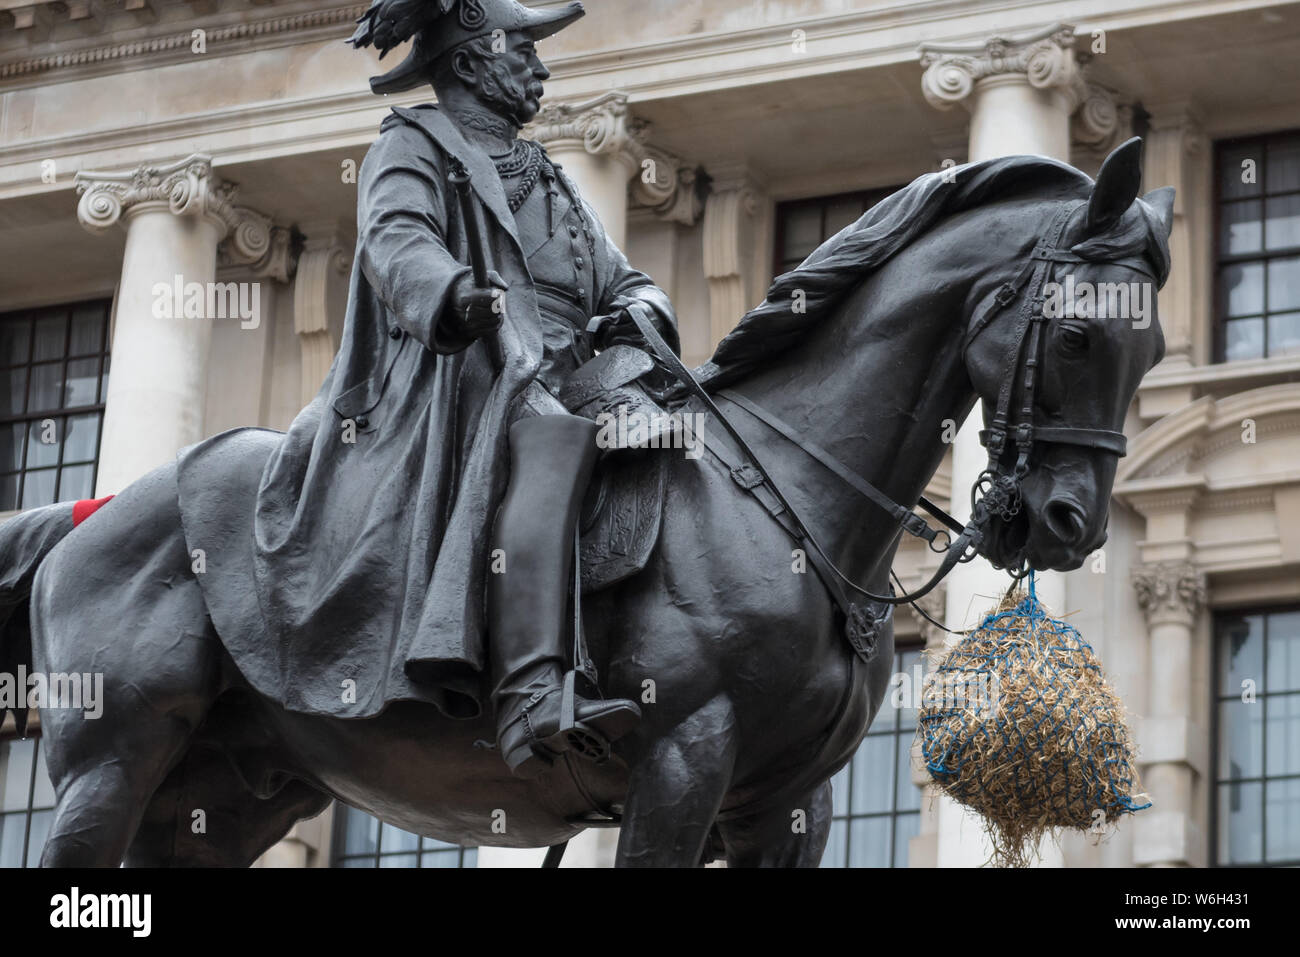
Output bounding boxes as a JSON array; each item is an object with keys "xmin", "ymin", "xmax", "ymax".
[
  {"xmin": 702, "ymin": 165, "xmax": 768, "ymax": 350},
  {"xmin": 293, "ymin": 222, "xmax": 353, "ymax": 407},
  {"xmin": 1132, "ymin": 561, "xmax": 1208, "ymax": 867},
  {"xmin": 75, "ymin": 153, "xmax": 295, "ymax": 494}
]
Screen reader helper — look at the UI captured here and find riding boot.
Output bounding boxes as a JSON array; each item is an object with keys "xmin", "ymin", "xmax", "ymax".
[{"xmin": 489, "ymin": 413, "xmax": 641, "ymax": 779}]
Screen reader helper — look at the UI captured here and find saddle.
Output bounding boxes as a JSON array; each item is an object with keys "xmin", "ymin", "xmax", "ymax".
[{"xmin": 560, "ymin": 345, "xmax": 672, "ymax": 595}]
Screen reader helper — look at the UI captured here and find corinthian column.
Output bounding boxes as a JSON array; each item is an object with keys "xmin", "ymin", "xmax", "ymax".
[
  {"xmin": 1132, "ymin": 561, "xmax": 1208, "ymax": 867},
  {"xmin": 525, "ymin": 91, "xmax": 706, "ymax": 247},
  {"xmin": 76, "ymin": 154, "xmax": 288, "ymax": 494},
  {"xmin": 919, "ymin": 23, "xmax": 1091, "ymax": 868}
]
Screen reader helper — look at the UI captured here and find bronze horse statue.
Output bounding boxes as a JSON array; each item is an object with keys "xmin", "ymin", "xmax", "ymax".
[{"xmin": 0, "ymin": 139, "xmax": 1171, "ymax": 867}]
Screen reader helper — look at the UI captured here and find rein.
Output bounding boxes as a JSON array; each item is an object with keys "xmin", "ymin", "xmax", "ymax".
[{"xmin": 613, "ymin": 197, "xmax": 1149, "ymax": 641}]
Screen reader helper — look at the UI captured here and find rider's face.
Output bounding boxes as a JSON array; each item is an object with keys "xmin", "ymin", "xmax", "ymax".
[{"xmin": 469, "ymin": 33, "xmax": 551, "ymax": 126}]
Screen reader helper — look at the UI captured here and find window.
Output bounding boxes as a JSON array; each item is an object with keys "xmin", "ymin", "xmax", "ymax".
[
  {"xmin": 331, "ymin": 803, "xmax": 476, "ymax": 868},
  {"xmin": 774, "ymin": 187, "xmax": 898, "ymax": 277},
  {"xmin": 0, "ymin": 734, "xmax": 57, "ymax": 868},
  {"xmin": 1213, "ymin": 608, "xmax": 1300, "ymax": 865},
  {"xmin": 821, "ymin": 643, "xmax": 923, "ymax": 867},
  {"xmin": 0, "ymin": 300, "xmax": 112, "ymax": 511},
  {"xmin": 1215, "ymin": 131, "xmax": 1300, "ymax": 361}
]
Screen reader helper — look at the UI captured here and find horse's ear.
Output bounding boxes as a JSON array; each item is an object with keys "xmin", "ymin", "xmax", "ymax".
[
  {"xmin": 1085, "ymin": 137, "xmax": 1144, "ymax": 235},
  {"xmin": 1143, "ymin": 186, "xmax": 1176, "ymax": 240}
]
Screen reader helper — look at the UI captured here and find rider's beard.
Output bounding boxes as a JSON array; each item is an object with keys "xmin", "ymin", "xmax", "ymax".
[{"xmin": 474, "ymin": 60, "xmax": 541, "ymax": 129}]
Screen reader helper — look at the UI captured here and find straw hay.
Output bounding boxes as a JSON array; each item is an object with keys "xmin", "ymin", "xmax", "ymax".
[{"xmin": 918, "ymin": 587, "xmax": 1149, "ymax": 866}]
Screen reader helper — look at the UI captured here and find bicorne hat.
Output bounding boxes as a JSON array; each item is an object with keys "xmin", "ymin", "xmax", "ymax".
[{"xmin": 350, "ymin": 0, "xmax": 585, "ymax": 95}]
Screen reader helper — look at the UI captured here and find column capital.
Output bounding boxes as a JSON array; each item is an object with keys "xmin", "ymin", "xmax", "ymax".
[
  {"xmin": 526, "ymin": 92, "xmax": 708, "ymax": 226},
  {"xmin": 918, "ymin": 22, "xmax": 1086, "ymax": 113},
  {"xmin": 1132, "ymin": 561, "xmax": 1207, "ymax": 625},
  {"xmin": 76, "ymin": 153, "xmax": 298, "ymax": 280}
]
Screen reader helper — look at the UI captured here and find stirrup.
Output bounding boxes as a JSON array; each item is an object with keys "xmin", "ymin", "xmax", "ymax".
[{"xmin": 557, "ymin": 669, "xmax": 611, "ymax": 762}]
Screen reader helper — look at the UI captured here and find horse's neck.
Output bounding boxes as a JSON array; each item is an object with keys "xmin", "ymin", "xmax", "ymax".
[{"xmin": 729, "ymin": 213, "xmax": 1000, "ymax": 586}]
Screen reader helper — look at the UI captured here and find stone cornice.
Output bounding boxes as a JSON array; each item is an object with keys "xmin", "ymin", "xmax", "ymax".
[
  {"xmin": 525, "ymin": 91, "xmax": 709, "ymax": 226},
  {"xmin": 0, "ymin": 2, "xmax": 367, "ymax": 85},
  {"xmin": 918, "ymin": 22, "xmax": 1087, "ymax": 112},
  {"xmin": 75, "ymin": 153, "xmax": 298, "ymax": 281}
]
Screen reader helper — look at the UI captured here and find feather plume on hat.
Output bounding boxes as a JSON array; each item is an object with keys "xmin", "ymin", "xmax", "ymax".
[{"xmin": 349, "ymin": 0, "xmax": 455, "ymax": 58}]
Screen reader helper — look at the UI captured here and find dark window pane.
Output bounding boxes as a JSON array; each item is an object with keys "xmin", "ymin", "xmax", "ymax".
[
  {"xmin": 0, "ymin": 814, "xmax": 27, "ymax": 869},
  {"xmin": 99, "ymin": 355, "xmax": 111, "ymax": 404},
  {"xmin": 1267, "ymin": 611, "xmax": 1300, "ymax": 693},
  {"xmin": 0, "ymin": 739, "xmax": 35, "ymax": 812},
  {"xmin": 1268, "ymin": 256, "xmax": 1300, "ymax": 312},
  {"xmin": 462, "ymin": 848, "xmax": 477, "ymax": 867},
  {"xmin": 782, "ymin": 206, "xmax": 823, "ymax": 264},
  {"xmin": 821, "ymin": 819, "xmax": 847, "ymax": 868},
  {"xmin": 26, "ymin": 810, "xmax": 51, "ymax": 866},
  {"xmin": 850, "ymin": 734, "xmax": 895, "ymax": 815},
  {"xmin": 31, "ymin": 743, "xmax": 54, "ymax": 810},
  {"xmin": 1268, "ymin": 312, "xmax": 1300, "ymax": 357},
  {"xmin": 825, "ymin": 198, "xmax": 864, "ymax": 238},
  {"xmin": 895, "ymin": 737, "xmax": 920, "ymax": 811},
  {"xmin": 1225, "ymin": 317, "xmax": 1265, "ymax": 362},
  {"xmin": 379, "ymin": 822, "xmax": 420, "ymax": 855},
  {"xmin": 68, "ymin": 305, "xmax": 105, "ymax": 357},
  {"xmin": 27, "ymin": 363, "xmax": 62, "ymax": 415},
  {"xmin": 62, "ymin": 413, "xmax": 99, "ymax": 464},
  {"xmin": 893, "ymin": 812, "xmax": 920, "ymax": 867},
  {"xmin": 21, "ymin": 469, "xmax": 55, "ymax": 509},
  {"xmin": 3, "ymin": 368, "xmax": 27, "ymax": 416},
  {"xmin": 0, "ymin": 474, "xmax": 18, "ymax": 512},
  {"xmin": 1266, "ymin": 194, "xmax": 1300, "ymax": 251},
  {"xmin": 829, "ymin": 763, "xmax": 849, "ymax": 817},
  {"xmin": 63, "ymin": 358, "xmax": 99, "ymax": 409},
  {"xmin": 339, "ymin": 857, "xmax": 372, "ymax": 868},
  {"xmin": 1219, "ymin": 614, "xmax": 1265, "ymax": 695},
  {"xmin": 58, "ymin": 465, "xmax": 94, "ymax": 503},
  {"xmin": 1220, "ymin": 142, "xmax": 1262, "ymax": 199},
  {"xmin": 0, "ymin": 321, "xmax": 29, "ymax": 368},
  {"xmin": 1219, "ymin": 698, "xmax": 1263, "ymax": 779},
  {"xmin": 1265, "ymin": 779, "xmax": 1300, "ymax": 863},
  {"xmin": 341, "ymin": 806, "xmax": 378, "ymax": 856},
  {"xmin": 847, "ymin": 816, "xmax": 890, "ymax": 867},
  {"xmin": 377, "ymin": 853, "xmax": 419, "ymax": 868},
  {"xmin": 1265, "ymin": 694, "xmax": 1300, "ymax": 777},
  {"xmin": 31, "ymin": 313, "xmax": 66, "ymax": 363},
  {"xmin": 421, "ymin": 850, "xmax": 463, "ymax": 868},
  {"xmin": 1221, "ymin": 200, "xmax": 1263, "ymax": 255},
  {"xmin": 1266, "ymin": 137, "xmax": 1300, "ymax": 193},
  {"xmin": 1222, "ymin": 263, "xmax": 1265, "ymax": 317},
  {"xmin": 0, "ymin": 423, "xmax": 23, "ymax": 472},
  {"xmin": 1217, "ymin": 781, "xmax": 1263, "ymax": 864},
  {"xmin": 25, "ymin": 418, "xmax": 60, "ymax": 469}
]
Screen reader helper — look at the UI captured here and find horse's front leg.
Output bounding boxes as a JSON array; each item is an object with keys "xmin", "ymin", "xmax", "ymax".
[
  {"xmin": 717, "ymin": 780, "xmax": 833, "ymax": 867},
  {"xmin": 615, "ymin": 695, "xmax": 737, "ymax": 867}
]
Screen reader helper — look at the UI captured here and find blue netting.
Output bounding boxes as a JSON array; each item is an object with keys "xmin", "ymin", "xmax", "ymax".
[{"xmin": 918, "ymin": 574, "xmax": 1149, "ymax": 857}]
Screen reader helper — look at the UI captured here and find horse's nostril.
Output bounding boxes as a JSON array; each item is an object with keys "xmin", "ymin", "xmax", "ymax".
[{"xmin": 1045, "ymin": 499, "xmax": 1088, "ymax": 544}]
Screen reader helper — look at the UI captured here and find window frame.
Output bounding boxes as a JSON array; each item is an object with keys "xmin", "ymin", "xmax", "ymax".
[
  {"xmin": 0, "ymin": 299, "xmax": 113, "ymax": 511},
  {"xmin": 0, "ymin": 728, "xmax": 55, "ymax": 869},
  {"xmin": 329, "ymin": 802, "xmax": 477, "ymax": 869},
  {"xmin": 772, "ymin": 186, "xmax": 900, "ymax": 279},
  {"xmin": 1212, "ymin": 128, "xmax": 1300, "ymax": 363},
  {"xmin": 1209, "ymin": 604, "xmax": 1300, "ymax": 867}
]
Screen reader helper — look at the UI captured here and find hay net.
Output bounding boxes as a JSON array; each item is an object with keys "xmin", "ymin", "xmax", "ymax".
[{"xmin": 917, "ymin": 574, "xmax": 1150, "ymax": 866}]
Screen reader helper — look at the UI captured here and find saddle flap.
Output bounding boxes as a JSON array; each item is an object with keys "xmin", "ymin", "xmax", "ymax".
[{"xmin": 578, "ymin": 451, "xmax": 669, "ymax": 594}]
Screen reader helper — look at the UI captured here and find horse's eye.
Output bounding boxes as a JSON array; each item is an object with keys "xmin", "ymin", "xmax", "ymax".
[{"xmin": 1059, "ymin": 324, "xmax": 1089, "ymax": 354}]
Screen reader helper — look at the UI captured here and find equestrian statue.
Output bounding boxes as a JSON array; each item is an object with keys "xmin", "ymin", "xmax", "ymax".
[{"xmin": 0, "ymin": 0, "xmax": 1175, "ymax": 867}]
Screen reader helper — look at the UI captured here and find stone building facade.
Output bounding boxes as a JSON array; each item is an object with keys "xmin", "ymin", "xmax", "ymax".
[{"xmin": 1, "ymin": 0, "xmax": 1297, "ymax": 868}]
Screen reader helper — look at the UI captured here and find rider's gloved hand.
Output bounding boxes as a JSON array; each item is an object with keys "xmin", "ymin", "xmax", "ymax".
[
  {"xmin": 448, "ymin": 270, "xmax": 508, "ymax": 341},
  {"xmin": 589, "ymin": 297, "xmax": 644, "ymax": 350}
]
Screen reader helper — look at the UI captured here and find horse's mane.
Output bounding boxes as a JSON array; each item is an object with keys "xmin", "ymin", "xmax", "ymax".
[{"xmin": 696, "ymin": 155, "xmax": 1169, "ymax": 391}]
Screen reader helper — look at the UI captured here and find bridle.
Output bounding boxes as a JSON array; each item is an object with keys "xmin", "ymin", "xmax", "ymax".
[{"xmin": 619, "ymin": 197, "xmax": 1154, "ymax": 625}]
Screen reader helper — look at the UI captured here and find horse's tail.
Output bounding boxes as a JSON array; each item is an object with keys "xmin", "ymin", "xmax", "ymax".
[{"xmin": 0, "ymin": 498, "xmax": 110, "ymax": 733}]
